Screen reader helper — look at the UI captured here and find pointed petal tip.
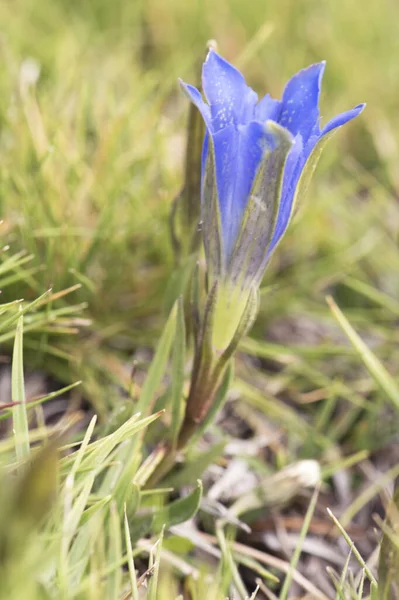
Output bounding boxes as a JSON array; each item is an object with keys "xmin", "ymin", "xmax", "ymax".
[
  {"xmin": 205, "ymin": 47, "xmax": 216, "ymax": 62},
  {"xmin": 179, "ymin": 79, "xmax": 200, "ymax": 101},
  {"xmin": 295, "ymin": 60, "xmax": 326, "ymax": 81},
  {"xmin": 321, "ymin": 102, "xmax": 366, "ymax": 136},
  {"xmin": 204, "ymin": 47, "xmax": 224, "ymax": 68},
  {"xmin": 280, "ymin": 61, "xmax": 327, "ymax": 139},
  {"xmin": 349, "ymin": 102, "xmax": 366, "ymax": 119},
  {"xmin": 179, "ymin": 80, "xmax": 212, "ymax": 129},
  {"xmin": 355, "ymin": 102, "xmax": 367, "ymax": 112},
  {"xmin": 203, "ymin": 48, "xmax": 244, "ymax": 82}
]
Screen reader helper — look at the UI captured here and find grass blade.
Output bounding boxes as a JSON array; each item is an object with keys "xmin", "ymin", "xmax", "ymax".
[
  {"xmin": 279, "ymin": 484, "xmax": 320, "ymax": 600},
  {"xmin": 12, "ymin": 314, "xmax": 30, "ymax": 463},
  {"xmin": 170, "ymin": 296, "xmax": 186, "ymax": 447},
  {"xmin": 124, "ymin": 505, "xmax": 139, "ymax": 600},
  {"xmin": 327, "ymin": 508, "xmax": 377, "ymax": 586},
  {"xmin": 137, "ymin": 302, "xmax": 177, "ymax": 415},
  {"xmin": 327, "ymin": 295, "xmax": 399, "ymax": 409}
]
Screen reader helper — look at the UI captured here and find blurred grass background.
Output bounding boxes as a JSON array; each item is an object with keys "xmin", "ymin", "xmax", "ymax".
[
  {"xmin": 1, "ymin": 0, "xmax": 399, "ymax": 597},
  {"xmin": 1, "ymin": 0, "xmax": 399, "ymax": 412}
]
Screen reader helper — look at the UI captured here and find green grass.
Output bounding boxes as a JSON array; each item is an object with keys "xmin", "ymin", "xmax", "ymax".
[{"xmin": 1, "ymin": 0, "xmax": 399, "ymax": 598}]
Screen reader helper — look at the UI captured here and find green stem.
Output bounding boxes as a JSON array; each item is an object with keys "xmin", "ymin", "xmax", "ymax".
[{"xmin": 144, "ymin": 368, "xmax": 222, "ymax": 488}]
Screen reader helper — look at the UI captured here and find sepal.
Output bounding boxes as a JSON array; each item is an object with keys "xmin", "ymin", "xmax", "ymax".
[{"xmin": 218, "ymin": 285, "xmax": 259, "ymax": 367}]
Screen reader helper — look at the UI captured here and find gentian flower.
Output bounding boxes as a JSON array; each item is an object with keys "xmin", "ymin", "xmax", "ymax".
[{"xmin": 180, "ymin": 50, "xmax": 364, "ymax": 350}]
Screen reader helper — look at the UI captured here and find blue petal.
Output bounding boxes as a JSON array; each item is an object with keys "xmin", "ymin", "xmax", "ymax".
[
  {"xmin": 210, "ymin": 121, "xmax": 272, "ymax": 259},
  {"xmin": 179, "ymin": 80, "xmax": 213, "ymax": 131},
  {"xmin": 279, "ymin": 62, "xmax": 326, "ymax": 141},
  {"xmin": 269, "ymin": 134, "xmax": 304, "ymax": 251},
  {"xmin": 269, "ymin": 103, "xmax": 365, "ymax": 253},
  {"xmin": 255, "ymin": 93, "xmax": 281, "ymax": 122},
  {"xmin": 322, "ymin": 103, "xmax": 366, "ymax": 136},
  {"xmin": 202, "ymin": 50, "xmax": 258, "ymax": 132},
  {"xmin": 208, "ymin": 124, "xmax": 238, "ymax": 258}
]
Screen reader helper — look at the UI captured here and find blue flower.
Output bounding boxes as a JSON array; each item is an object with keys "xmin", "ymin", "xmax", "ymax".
[{"xmin": 180, "ymin": 50, "xmax": 365, "ymax": 288}]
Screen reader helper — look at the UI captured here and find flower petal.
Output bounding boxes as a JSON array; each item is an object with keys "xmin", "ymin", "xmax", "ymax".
[
  {"xmin": 269, "ymin": 133, "xmax": 304, "ymax": 251},
  {"xmin": 228, "ymin": 122, "xmax": 293, "ymax": 287},
  {"xmin": 255, "ymin": 93, "xmax": 281, "ymax": 122},
  {"xmin": 207, "ymin": 124, "xmax": 238, "ymax": 259},
  {"xmin": 179, "ymin": 79, "xmax": 213, "ymax": 131},
  {"xmin": 209, "ymin": 121, "xmax": 273, "ymax": 259},
  {"xmin": 279, "ymin": 62, "xmax": 326, "ymax": 141},
  {"xmin": 202, "ymin": 50, "xmax": 258, "ymax": 131},
  {"xmin": 269, "ymin": 103, "xmax": 365, "ymax": 255},
  {"xmin": 322, "ymin": 103, "xmax": 366, "ymax": 136}
]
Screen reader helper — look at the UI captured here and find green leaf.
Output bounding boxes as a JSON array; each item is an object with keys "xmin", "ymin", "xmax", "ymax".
[
  {"xmin": 166, "ymin": 440, "xmax": 226, "ymax": 488},
  {"xmin": 370, "ymin": 581, "xmax": 379, "ymax": 600},
  {"xmin": 216, "ymin": 522, "xmax": 248, "ymax": 599},
  {"xmin": 327, "ymin": 295, "xmax": 399, "ymax": 410},
  {"xmin": 12, "ymin": 314, "xmax": 30, "ymax": 464},
  {"xmin": 163, "ymin": 256, "xmax": 196, "ymax": 315},
  {"xmin": 129, "ymin": 512, "xmax": 153, "ymax": 542},
  {"xmin": 181, "ymin": 79, "xmax": 205, "ymax": 231},
  {"xmin": 0, "ymin": 438, "xmax": 59, "ymax": 564},
  {"xmin": 106, "ymin": 502, "xmax": 123, "ymax": 600},
  {"xmin": 111, "ymin": 446, "xmax": 142, "ymax": 515},
  {"xmin": 130, "ymin": 480, "xmax": 203, "ymax": 541},
  {"xmin": 75, "ymin": 411, "xmax": 163, "ymax": 475},
  {"xmin": 279, "ymin": 485, "xmax": 320, "ymax": 600},
  {"xmin": 170, "ymin": 296, "xmax": 186, "ymax": 447},
  {"xmin": 124, "ymin": 506, "xmax": 139, "ymax": 600},
  {"xmin": 125, "ymin": 483, "xmax": 141, "ymax": 520},
  {"xmin": 79, "ymin": 495, "xmax": 112, "ymax": 526},
  {"xmin": 14, "ymin": 439, "xmax": 59, "ymax": 526},
  {"xmin": 147, "ymin": 527, "xmax": 164, "ymax": 600},
  {"xmin": 170, "ymin": 65, "xmax": 204, "ymax": 261},
  {"xmin": 378, "ymin": 479, "xmax": 399, "ymax": 599},
  {"xmin": 137, "ymin": 303, "xmax": 177, "ymax": 415},
  {"xmin": 63, "ymin": 473, "xmax": 96, "ymax": 551},
  {"xmin": 0, "ymin": 288, "xmax": 51, "ymax": 334},
  {"xmin": 152, "ymin": 479, "xmax": 202, "ymax": 533},
  {"xmin": 327, "ymin": 508, "xmax": 377, "ymax": 586},
  {"xmin": 0, "ymin": 380, "xmax": 82, "ymax": 422}
]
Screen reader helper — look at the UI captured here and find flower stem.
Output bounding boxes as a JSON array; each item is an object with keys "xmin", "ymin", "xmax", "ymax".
[{"xmin": 144, "ymin": 362, "xmax": 225, "ymax": 487}]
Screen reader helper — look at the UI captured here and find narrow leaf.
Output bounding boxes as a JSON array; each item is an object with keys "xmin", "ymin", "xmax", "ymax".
[
  {"xmin": 124, "ymin": 506, "xmax": 139, "ymax": 600},
  {"xmin": 152, "ymin": 480, "xmax": 203, "ymax": 533},
  {"xmin": 137, "ymin": 303, "xmax": 177, "ymax": 415},
  {"xmin": 12, "ymin": 314, "xmax": 30, "ymax": 463},
  {"xmin": 378, "ymin": 478, "xmax": 399, "ymax": 599},
  {"xmin": 327, "ymin": 295, "xmax": 399, "ymax": 409},
  {"xmin": 106, "ymin": 502, "xmax": 123, "ymax": 600},
  {"xmin": 279, "ymin": 485, "xmax": 320, "ymax": 600},
  {"xmin": 147, "ymin": 528, "xmax": 164, "ymax": 600},
  {"xmin": 170, "ymin": 297, "xmax": 186, "ymax": 447}
]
